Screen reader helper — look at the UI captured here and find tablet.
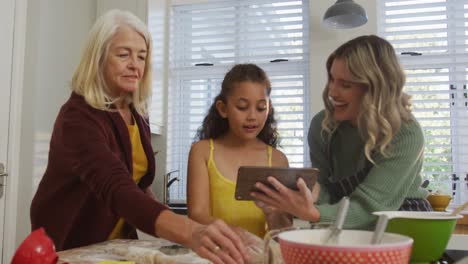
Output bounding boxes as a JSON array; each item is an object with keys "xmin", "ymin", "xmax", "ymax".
[{"xmin": 234, "ymin": 166, "xmax": 319, "ymax": 200}]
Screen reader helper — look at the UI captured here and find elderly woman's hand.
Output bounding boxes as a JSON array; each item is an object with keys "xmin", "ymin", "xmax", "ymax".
[
  {"xmin": 188, "ymin": 219, "xmax": 250, "ymax": 264},
  {"xmin": 251, "ymin": 177, "xmax": 321, "ymax": 222}
]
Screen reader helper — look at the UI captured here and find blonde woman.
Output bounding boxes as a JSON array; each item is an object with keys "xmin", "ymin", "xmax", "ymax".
[
  {"xmin": 252, "ymin": 35, "xmax": 431, "ymax": 229},
  {"xmin": 30, "ymin": 9, "xmax": 249, "ymax": 264}
]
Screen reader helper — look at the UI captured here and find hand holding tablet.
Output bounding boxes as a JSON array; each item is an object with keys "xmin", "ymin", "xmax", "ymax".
[{"xmin": 234, "ymin": 166, "xmax": 319, "ymax": 200}]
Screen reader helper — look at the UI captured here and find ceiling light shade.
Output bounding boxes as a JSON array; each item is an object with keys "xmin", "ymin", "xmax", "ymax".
[{"xmin": 323, "ymin": 0, "xmax": 368, "ymax": 29}]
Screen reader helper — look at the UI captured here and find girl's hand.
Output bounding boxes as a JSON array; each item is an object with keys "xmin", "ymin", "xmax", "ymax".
[
  {"xmin": 254, "ymin": 200, "xmax": 292, "ymax": 230},
  {"xmin": 251, "ymin": 177, "xmax": 320, "ymax": 222},
  {"xmin": 253, "ymin": 199, "xmax": 278, "ymax": 215}
]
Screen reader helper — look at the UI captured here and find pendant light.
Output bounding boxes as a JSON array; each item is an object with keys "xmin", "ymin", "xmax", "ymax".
[{"xmin": 323, "ymin": 0, "xmax": 368, "ymax": 29}]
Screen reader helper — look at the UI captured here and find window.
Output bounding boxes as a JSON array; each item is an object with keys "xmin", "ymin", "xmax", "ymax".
[
  {"xmin": 148, "ymin": 1, "xmax": 166, "ymax": 135},
  {"xmin": 378, "ymin": 0, "xmax": 468, "ymax": 205},
  {"xmin": 165, "ymin": 0, "xmax": 310, "ymax": 202}
]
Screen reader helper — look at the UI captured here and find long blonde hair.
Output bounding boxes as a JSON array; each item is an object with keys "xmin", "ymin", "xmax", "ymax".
[
  {"xmin": 322, "ymin": 35, "xmax": 412, "ymax": 163},
  {"xmin": 71, "ymin": 9, "xmax": 152, "ymax": 116}
]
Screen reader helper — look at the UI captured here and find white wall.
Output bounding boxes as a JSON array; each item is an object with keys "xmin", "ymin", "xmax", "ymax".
[
  {"xmin": 97, "ymin": 0, "xmax": 148, "ymax": 22},
  {"xmin": 18, "ymin": 0, "xmax": 96, "ymax": 249},
  {"xmin": 308, "ymin": 0, "xmax": 377, "ymax": 116},
  {"xmin": 1, "ymin": 0, "xmax": 17, "ymax": 261}
]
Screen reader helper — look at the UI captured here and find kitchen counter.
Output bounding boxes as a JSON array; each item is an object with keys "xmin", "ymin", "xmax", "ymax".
[
  {"xmin": 447, "ymin": 211, "xmax": 468, "ymax": 251},
  {"xmin": 57, "ymin": 239, "xmax": 211, "ymax": 264},
  {"xmin": 56, "ymin": 230, "xmax": 465, "ymax": 263},
  {"xmin": 57, "ymin": 230, "xmax": 264, "ymax": 264}
]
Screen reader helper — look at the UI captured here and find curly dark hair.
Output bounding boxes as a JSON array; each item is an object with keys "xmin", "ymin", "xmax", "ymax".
[{"xmin": 195, "ymin": 63, "xmax": 279, "ymax": 147}]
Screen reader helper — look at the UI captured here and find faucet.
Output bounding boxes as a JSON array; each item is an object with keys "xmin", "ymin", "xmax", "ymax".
[
  {"xmin": 167, "ymin": 177, "xmax": 179, "ymax": 188},
  {"xmin": 163, "ymin": 170, "xmax": 179, "ymax": 204}
]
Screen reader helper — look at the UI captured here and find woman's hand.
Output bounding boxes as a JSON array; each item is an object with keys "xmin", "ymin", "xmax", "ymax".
[
  {"xmin": 155, "ymin": 211, "xmax": 249, "ymax": 264},
  {"xmin": 188, "ymin": 219, "xmax": 250, "ymax": 264},
  {"xmin": 251, "ymin": 177, "xmax": 321, "ymax": 222}
]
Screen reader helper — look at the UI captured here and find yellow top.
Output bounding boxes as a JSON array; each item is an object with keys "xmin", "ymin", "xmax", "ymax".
[
  {"xmin": 108, "ymin": 122, "xmax": 148, "ymax": 240},
  {"xmin": 208, "ymin": 139, "xmax": 272, "ymax": 237}
]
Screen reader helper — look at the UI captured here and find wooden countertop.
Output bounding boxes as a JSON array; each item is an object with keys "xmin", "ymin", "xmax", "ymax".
[{"xmin": 454, "ymin": 213, "xmax": 468, "ymax": 235}]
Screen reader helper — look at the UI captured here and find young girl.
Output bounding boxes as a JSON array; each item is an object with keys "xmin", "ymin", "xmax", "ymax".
[{"xmin": 187, "ymin": 64, "xmax": 290, "ymax": 238}]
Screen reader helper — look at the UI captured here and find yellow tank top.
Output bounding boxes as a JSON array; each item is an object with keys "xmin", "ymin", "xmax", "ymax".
[
  {"xmin": 108, "ymin": 122, "xmax": 148, "ymax": 240},
  {"xmin": 208, "ymin": 139, "xmax": 272, "ymax": 238}
]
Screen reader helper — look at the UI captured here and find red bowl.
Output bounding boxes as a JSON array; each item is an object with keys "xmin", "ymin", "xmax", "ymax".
[
  {"xmin": 11, "ymin": 227, "xmax": 58, "ymax": 264},
  {"xmin": 278, "ymin": 229, "xmax": 412, "ymax": 264}
]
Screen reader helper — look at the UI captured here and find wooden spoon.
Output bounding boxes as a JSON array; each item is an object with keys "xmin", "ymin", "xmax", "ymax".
[{"xmin": 450, "ymin": 202, "xmax": 468, "ymax": 216}]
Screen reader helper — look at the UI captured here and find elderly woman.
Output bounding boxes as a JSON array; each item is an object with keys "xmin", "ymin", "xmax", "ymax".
[
  {"xmin": 30, "ymin": 9, "xmax": 249, "ymax": 264},
  {"xmin": 252, "ymin": 35, "xmax": 431, "ymax": 230}
]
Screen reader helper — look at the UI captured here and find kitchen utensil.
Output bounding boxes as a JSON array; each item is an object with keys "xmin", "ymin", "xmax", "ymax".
[
  {"xmin": 420, "ymin": 179, "xmax": 430, "ymax": 188},
  {"xmin": 322, "ymin": 196, "xmax": 349, "ymax": 245},
  {"xmin": 12, "ymin": 227, "xmax": 58, "ymax": 264},
  {"xmin": 371, "ymin": 214, "xmax": 389, "ymax": 244},
  {"xmin": 373, "ymin": 211, "xmax": 462, "ymax": 263},
  {"xmin": 273, "ymin": 229, "xmax": 413, "ymax": 264},
  {"xmin": 450, "ymin": 201, "xmax": 468, "ymax": 216},
  {"xmin": 427, "ymin": 194, "xmax": 452, "ymax": 211}
]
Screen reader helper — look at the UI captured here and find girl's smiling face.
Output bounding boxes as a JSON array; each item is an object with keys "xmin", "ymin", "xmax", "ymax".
[
  {"xmin": 216, "ymin": 81, "xmax": 270, "ymax": 141},
  {"xmin": 327, "ymin": 58, "xmax": 367, "ymax": 125}
]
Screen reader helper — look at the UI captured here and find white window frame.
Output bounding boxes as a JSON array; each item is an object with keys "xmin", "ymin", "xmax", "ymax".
[
  {"xmin": 378, "ymin": 0, "xmax": 468, "ymax": 206},
  {"xmin": 160, "ymin": 0, "xmax": 311, "ymax": 203}
]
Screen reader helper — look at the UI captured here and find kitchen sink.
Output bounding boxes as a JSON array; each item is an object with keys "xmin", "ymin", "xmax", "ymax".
[{"xmin": 167, "ymin": 203, "xmax": 187, "ymax": 215}]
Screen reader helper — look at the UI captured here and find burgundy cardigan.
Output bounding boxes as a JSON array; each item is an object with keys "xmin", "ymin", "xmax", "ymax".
[{"xmin": 30, "ymin": 92, "xmax": 168, "ymax": 250}]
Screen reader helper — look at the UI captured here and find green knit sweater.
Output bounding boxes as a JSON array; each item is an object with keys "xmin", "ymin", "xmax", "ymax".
[{"xmin": 308, "ymin": 110, "xmax": 429, "ymax": 229}]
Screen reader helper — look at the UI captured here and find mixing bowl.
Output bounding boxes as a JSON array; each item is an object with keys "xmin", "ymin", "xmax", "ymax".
[
  {"xmin": 271, "ymin": 229, "xmax": 413, "ymax": 264},
  {"xmin": 426, "ymin": 194, "xmax": 452, "ymax": 211},
  {"xmin": 373, "ymin": 211, "xmax": 462, "ymax": 264}
]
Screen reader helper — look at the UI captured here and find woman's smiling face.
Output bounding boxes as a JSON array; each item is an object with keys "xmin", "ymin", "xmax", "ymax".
[{"xmin": 327, "ymin": 58, "xmax": 367, "ymax": 125}]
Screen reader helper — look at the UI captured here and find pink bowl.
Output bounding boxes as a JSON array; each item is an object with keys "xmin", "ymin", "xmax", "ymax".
[
  {"xmin": 11, "ymin": 227, "xmax": 58, "ymax": 264},
  {"xmin": 278, "ymin": 229, "xmax": 413, "ymax": 264}
]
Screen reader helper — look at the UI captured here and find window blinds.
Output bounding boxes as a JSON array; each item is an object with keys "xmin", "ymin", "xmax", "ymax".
[
  {"xmin": 378, "ymin": 0, "xmax": 468, "ymax": 205},
  {"xmin": 165, "ymin": 0, "xmax": 310, "ymax": 202},
  {"xmin": 148, "ymin": 3, "xmax": 165, "ymax": 134}
]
